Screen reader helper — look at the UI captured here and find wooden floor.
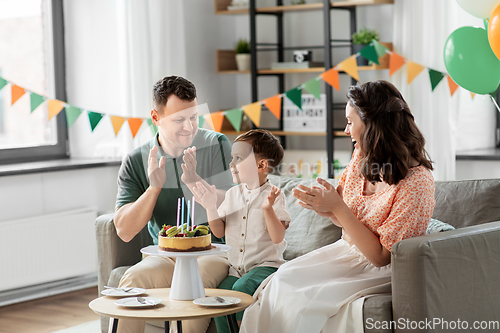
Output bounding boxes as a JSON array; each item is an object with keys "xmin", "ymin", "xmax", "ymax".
[{"xmin": 0, "ymin": 287, "xmax": 100, "ymax": 333}]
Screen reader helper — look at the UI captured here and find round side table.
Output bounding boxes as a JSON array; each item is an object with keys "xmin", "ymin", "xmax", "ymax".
[{"xmin": 89, "ymin": 288, "xmax": 254, "ymax": 333}]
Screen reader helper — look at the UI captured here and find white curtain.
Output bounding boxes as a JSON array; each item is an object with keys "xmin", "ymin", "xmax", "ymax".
[
  {"xmin": 115, "ymin": 0, "xmax": 187, "ymax": 154},
  {"xmin": 392, "ymin": 0, "xmax": 495, "ymax": 181}
]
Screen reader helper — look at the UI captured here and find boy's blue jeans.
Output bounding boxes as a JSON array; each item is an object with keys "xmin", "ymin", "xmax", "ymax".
[{"xmin": 214, "ymin": 266, "xmax": 277, "ymax": 333}]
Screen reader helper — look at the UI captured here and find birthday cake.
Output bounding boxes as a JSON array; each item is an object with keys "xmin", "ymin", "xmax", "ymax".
[{"xmin": 158, "ymin": 224, "xmax": 212, "ymax": 252}]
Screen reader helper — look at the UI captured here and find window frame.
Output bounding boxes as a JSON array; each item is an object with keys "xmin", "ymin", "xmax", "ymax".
[{"xmin": 0, "ymin": 0, "xmax": 68, "ymax": 165}]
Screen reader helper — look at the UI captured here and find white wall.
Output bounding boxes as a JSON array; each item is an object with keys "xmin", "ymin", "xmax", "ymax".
[{"xmin": 0, "ymin": 166, "xmax": 119, "ymax": 222}]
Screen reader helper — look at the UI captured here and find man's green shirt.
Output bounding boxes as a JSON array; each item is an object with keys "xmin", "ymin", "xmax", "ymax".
[{"xmin": 116, "ymin": 128, "xmax": 233, "ymax": 244}]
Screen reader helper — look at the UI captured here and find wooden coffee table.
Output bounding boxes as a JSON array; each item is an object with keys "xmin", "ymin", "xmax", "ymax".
[{"xmin": 89, "ymin": 288, "xmax": 254, "ymax": 333}]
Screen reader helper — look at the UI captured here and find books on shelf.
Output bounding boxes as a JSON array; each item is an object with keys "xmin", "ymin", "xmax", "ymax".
[{"xmin": 270, "ymin": 61, "xmax": 324, "ymax": 70}]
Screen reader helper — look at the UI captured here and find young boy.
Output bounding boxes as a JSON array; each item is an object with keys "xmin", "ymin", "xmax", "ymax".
[{"xmin": 192, "ymin": 129, "xmax": 291, "ymax": 333}]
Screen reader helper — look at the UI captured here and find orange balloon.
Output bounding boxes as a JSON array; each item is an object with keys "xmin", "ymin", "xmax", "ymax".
[{"xmin": 489, "ymin": 4, "xmax": 500, "ymax": 61}]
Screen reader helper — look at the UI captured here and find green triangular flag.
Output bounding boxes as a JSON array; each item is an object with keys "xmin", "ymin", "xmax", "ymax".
[
  {"xmin": 30, "ymin": 92, "xmax": 45, "ymax": 113},
  {"xmin": 372, "ymin": 40, "xmax": 389, "ymax": 58},
  {"xmin": 224, "ymin": 108, "xmax": 243, "ymax": 132},
  {"xmin": 0, "ymin": 77, "xmax": 7, "ymax": 90},
  {"xmin": 359, "ymin": 43, "xmax": 380, "ymax": 65},
  {"xmin": 303, "ymin": 78, "xmax": 321, "ymax": 100},
  {"xmin": 286, "ymin": 87, "xmax": 302, "ymax": 110},
  {"xmin": 88, "ymin": 111, "xmax": 104, "ymax": 131},
  {"xmin": 484, "ymin": 18, "xmax": 489, "ymax": 30},
  {"xmin": 428, "ymin": 69, "xmax": 445, "ymax": 91},
  {"xmin": 147, "ymin": 119, "xmax": 158, "ymax": 135},
  {"xmin": 65, "ymin": 105, "xmax": 82, "ymax": 128},
  {"xmin": 199, "ymin": 115, "xmax": 204, "ymax": 128}
]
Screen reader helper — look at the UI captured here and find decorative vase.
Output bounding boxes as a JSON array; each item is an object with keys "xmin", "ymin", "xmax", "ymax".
[
  {"xmin": 352, "ymin": 44, "xmax": 369, "ymax": 66},
  {"xmin": 235, "ymin": 53, "xmax": 251, "ymax": 71}
]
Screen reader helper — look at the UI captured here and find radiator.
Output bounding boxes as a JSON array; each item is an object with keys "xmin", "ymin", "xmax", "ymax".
[{"xmin": 0, "ymin": 207, "xmax": 98, "ymax": 293}]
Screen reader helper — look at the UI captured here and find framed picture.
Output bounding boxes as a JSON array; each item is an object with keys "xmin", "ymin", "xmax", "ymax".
[{"xmin": 283, "ymin": 94, "xmax": 326, "ymax": 132}]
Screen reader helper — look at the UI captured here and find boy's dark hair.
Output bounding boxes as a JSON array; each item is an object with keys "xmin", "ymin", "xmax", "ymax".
[
  {"xmin": 235, "ymin": 129, "xmax": 284, "ymax": 168},
  {"xmin": 153, "ymin": 76, "xmax": 197, "ymax": 113}
]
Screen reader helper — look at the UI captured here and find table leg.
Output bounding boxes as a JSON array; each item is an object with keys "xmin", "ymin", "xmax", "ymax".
[
  {"xmin": 177, "ymin": 320, "xmax": 183, "ymax": 333},
  {"xmin": 111, "ymin": 318, "xmax": 119, "ymax": 333},
  {"xmin": 226, "ymin": 315, "xmax": 237, "ymax": 333},
  {"xmin": 164, "ymin": 321, "xmax": 169, "ymax": 333}
]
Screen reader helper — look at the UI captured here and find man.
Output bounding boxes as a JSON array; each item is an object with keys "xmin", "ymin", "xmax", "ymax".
[{"xmin": 111, "ymin": 76, "xmax": 233, "ymax": 333}]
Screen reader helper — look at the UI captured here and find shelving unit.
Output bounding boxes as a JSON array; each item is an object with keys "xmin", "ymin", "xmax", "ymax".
[{"xmin": 214, "ymin": 0, "xmax": 394, "ymax": 177}]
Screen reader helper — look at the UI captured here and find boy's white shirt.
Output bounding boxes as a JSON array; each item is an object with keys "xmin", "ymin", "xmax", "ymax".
[{"xmin": 217, "ymin": 179, "xmax": 291, "ymax": 278}]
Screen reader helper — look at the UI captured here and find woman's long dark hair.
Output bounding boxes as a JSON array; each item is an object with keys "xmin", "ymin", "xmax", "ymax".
[{"xmin": 346, "ymin": 80, "xmax": 433, "ymax": 185}]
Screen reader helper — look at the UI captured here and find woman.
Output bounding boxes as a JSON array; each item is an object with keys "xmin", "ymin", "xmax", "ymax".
[{"xmin": 239, "ymin": 80, "xmax": 435, "ymax": 333}]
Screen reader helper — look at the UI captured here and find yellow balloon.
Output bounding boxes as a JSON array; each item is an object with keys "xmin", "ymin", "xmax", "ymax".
[{"xmin": 489, "ymin": 4, "xmax": 500, "ymax": 60}]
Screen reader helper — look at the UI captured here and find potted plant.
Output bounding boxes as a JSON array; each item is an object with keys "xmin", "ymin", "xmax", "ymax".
[
  {"xmin": 352, "ymin": 28, "xmax": 379, "ymax": 66},
  {"xmin": 234, "ymin": 38, "xmax": 251, "ymax": 71}
]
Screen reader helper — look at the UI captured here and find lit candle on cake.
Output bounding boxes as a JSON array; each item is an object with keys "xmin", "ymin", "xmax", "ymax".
[
  {"xmin": 181, "ymin": 197, "xmax": 185, "ymax": 233},
  {"xmin": 176, "ymin": 198, "xmax": 181, "ymax": 228},
  {"xmin": 192, "ymin": 197, "xmax": 195, "ymax": 227},
  {"xmin": 186, "ymin": 200, "xmax": 191, "ymax": 232}
]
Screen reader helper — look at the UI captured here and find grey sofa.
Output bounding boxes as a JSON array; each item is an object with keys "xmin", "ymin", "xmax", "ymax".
[{"xmin": 96, "ymin": 175, "xmax": 500, "ymax": 333}]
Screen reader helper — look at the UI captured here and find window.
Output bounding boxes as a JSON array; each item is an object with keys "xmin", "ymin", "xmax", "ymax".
[{"xmin": 0, "ymin": 0, "xmax": 67, "ymax": 164}]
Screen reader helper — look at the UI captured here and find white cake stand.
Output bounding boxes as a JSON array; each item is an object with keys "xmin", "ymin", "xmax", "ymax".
[{"xmin": 140, "ymin": 243, "xmax": 231, "ymax": 300}]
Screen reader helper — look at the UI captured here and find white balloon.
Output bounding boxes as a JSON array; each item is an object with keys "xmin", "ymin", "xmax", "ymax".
[{"xmin": 456, "ymin": 0, "xmax": 500, "ymax": 18}]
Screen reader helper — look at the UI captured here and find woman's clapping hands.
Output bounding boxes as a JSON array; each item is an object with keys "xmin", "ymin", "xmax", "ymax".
[{"xmin": 292, "ymin": 178, "xmax": 342, "ymax": 218}]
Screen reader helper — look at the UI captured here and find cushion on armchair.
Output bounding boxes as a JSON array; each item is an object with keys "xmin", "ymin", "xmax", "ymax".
[{"xmin": 269, "ymin": 175, "xmax": 342, "ymax": 260}]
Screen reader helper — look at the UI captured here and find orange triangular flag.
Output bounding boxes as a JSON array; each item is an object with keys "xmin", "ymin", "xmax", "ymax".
[
  {"xmin": 210, "ymin": 112, "xmax": 225, "ymax": 132},
  {"xmin": 406, "ymin": 61, "xmax": 425, "ymax": 84},
  {"xmin": 264, "ymin": 95, "xmax": 282, "ymax": 120},
  {"xmin": 110, "ymin": 115, "xmax": 126, "ymax": 136},
  {"xmin": 338, "ymin": 55, "xmax": 359, "ymax": 81},
  {"xmin": 127, "ymin": 117, "xmax": 143, "ymax": 138},
  {"xmin": 243, "ymin": 102, "xmax": 262, "ymax": 127},
  {"xmin": 446, "ymin": 76, "xmax": 459, "ymax": 97},
  {"xmin": 389, "ymin": 52, "xmax": 406, "ymax": 76},
  {"xmin": 11, "ymin": 84, "xmax": 26, "ymax": 105},
  {"xmin": 471, "ymin": 92, "xmax": 475, "ymax": 99},
  {"xmin": 47, "ymin": 99, "xmax": 65, "ymax": 120},
  {"xmin": 321, "ymin": 68, "xmax": 340, "ymax": 91}
]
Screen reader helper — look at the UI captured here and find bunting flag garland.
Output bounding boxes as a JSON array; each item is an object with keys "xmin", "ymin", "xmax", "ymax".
[
  {"xmin": 110, "ymin": 115, "xmax": 126, "ymax": 136},
  {"xmin": 446, "ymin": 76, "xmax": 459, "ymax": 97},
  {"xmin": 303, "ymin": 77, "xmax": 322, "ymax": 100},
  {"xmin": 11, "ymin": 84, "xmax": 26, "ymax": 105},
  {"xmin": 338, "ymin": 55, "xmax": 359, "ymax": 81},
  {"xmin": 65, "ymin": 105, "xmax": 82, "ymax": 128},
  {"xmin": 47, "ymin": 99, "xmax": 65, "ymax": 120},
  {"xmin": 243, "ymin": 102, "xmax": 262, "ymax": 127},
  {"xmin": 321, "ymin": 68, "xmax": 340, "ymax": 91},
  {"xmin": 128, "ymin": 117, "xmax": 143, "ymax": 138},
  {"xmin": 389, "ymin": 52, "xmax": 406, "ymax": 76},
  {"xmin": 0, "ymin": 77, "xmax": 8, "ymax": 90},
  {"xmin": 209, "ymin": 112, "xmax": 225, "ymax": 133},
  {"xmin": 359, "ymin": 44, "xmax": 380, "ymax": 65},
  {"xmin": 373, "ymin": 40, "xmax": 389, "ymax": 58},
  {"xmin": 198, "ymin": 115, "xmax": 204, "ymax": 128},
  {"xmin": 0, "ymin": 77, "xmax": 7, "ymax": 90},
  {"xmin": 471, "ymin": 92, "xmax": 476, "ymax": 99},
  {"xmin": 428, "ymin": 69, "xmax": 446, "ymax": 91},
  {"xmin": 88, "ymin": 111, "xmax": 104, "ymax": 131},
  {"xmin": 286, "ymin": 87, "xmax": 302, "ymax": 110},
  {"xmin": 30, "ymin": 92, "xmax": 45, "ymax": 113},
  {"xmin": 264, "ymin": 95, "xmax": 282, "ymax": 120},
  {"xmin": 1, "ymin": 39, "xmax": 498, "ymax": 140},
  {"xmin": 147, "ymin": 119, "xmax": 158, "ymax": 135},
  {"xmin": 406, "ymin": 61, "xmax": 425, "ymax": 85},
  {"xmin": 224, "ymin": 108, "xmax": 244, "ymax": 132}
]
